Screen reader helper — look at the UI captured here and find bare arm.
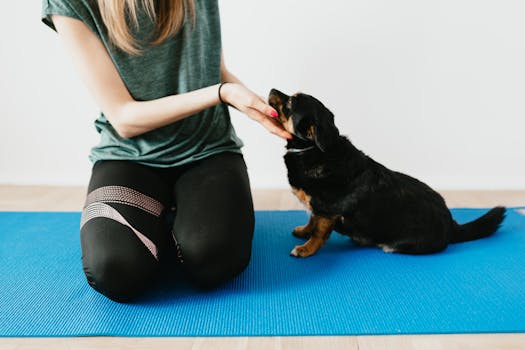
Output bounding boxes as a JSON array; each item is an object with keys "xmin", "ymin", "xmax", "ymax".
[{"xmin": 52, "ymin": 15, "xmax": 291, "ymax": 139}]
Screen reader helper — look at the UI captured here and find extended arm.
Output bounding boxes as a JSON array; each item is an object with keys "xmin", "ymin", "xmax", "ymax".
[{"xmin": 52, "ymin": 15, "xmax": 291, "ymax": 140}]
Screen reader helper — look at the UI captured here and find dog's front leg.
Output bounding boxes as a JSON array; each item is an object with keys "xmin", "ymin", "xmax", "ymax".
[
  {"xmin": 292, "ymin": 214, "xmax": 315, "ymax": 238},
  {"xmin": 291, "ymin": 215, "xmax": 335, "ymax": 258}
]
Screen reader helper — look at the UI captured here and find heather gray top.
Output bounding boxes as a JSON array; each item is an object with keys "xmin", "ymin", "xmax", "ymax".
[{"xmin": 42, "ymin": 0, "xmax": 243, "ymax": 167}]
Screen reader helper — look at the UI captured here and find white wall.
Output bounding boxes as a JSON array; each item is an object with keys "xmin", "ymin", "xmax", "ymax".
[{"xmin": 1, "ymin": 0, "xmax": 524, "ymax": 189}]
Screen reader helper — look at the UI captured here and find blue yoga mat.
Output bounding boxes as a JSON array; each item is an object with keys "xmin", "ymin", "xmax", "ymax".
[{"xmin": 1, "ymin": 209, "xmax": 524, "ymax": 337}]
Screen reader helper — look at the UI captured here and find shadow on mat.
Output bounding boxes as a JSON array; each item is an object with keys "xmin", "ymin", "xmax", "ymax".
[{"xmin": 132, "ymin": 234, "xmax": 360, "ymax": 305}]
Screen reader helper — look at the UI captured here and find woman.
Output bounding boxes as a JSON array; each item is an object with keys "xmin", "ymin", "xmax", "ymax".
[{"xmin": 41, "ymin": 0, "xmax": 292, "ymax": 302}]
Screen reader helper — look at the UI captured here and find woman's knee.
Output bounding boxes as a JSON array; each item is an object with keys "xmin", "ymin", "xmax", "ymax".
[
  {"xmin": 81, "ymin": 220, "xmax": 159, "ymax": 302},
  {"xmin": 83, "ymin": 253, "xmax": 155, "ymax": 302},
  {"xmin": 184, "ymin": 250, "xmax": 252, "ymax": 289},
  {"xmin": 180, "ymin": 231, "xmax": 253, "ymax": 289}
]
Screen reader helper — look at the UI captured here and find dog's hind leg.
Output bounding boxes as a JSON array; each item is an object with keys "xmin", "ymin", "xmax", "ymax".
[
  {"xmin": 291, "ymin": 215, "xmax": 335, "ymax": 257},
  {"xmin": 292, "ymin": 214, "xmax": 315, "ymax": 239}
]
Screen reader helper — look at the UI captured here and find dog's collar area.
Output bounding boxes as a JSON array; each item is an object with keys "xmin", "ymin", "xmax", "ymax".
[{"xmin": 286, "ymin": 145, "xmax": 316, "ymax": 154}]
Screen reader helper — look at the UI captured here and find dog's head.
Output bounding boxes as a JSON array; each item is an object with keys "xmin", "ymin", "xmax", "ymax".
[{"xmin": 268, "ymin": 89, "xmax": 339, "ymax": 152}]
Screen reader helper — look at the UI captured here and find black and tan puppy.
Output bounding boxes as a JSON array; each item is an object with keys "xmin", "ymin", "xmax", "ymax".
[{"xmin": 268, "ymin": 89, "xmax": 506, "ymax": 258}]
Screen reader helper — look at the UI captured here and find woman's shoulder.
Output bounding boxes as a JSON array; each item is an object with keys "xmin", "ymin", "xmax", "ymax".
[
  {"xmin": 42, "ymin": 0, "xmax": 97, "ymax": 32},
  {"xmin": 42, "ymin": 0, "xmax": 95, "ymax": 16}
]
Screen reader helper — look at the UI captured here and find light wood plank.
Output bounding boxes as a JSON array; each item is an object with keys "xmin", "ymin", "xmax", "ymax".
[
  {"xmin": 0, "ymin": 185, "xmax": 86, "ymax": 211},
  {"xmin": 357, "ymin": 334, "xmax": 525, "ymax": 350},
  {"xmin": 1, "ymin": 185, "xmax": 524, "ymax": 211},
  {"xmin": 2, "ymin": 334, "xmax": 524, "ymax": 350}
]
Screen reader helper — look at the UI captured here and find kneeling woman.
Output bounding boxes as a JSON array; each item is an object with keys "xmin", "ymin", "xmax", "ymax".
[{"xmin": 42, "ymin": 0, "xmax": 291, "ymax": 302}]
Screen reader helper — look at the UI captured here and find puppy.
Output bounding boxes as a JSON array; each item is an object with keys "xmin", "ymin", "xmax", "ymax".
[{"xmin": 268, "ymin": 89, "xmax": 506, "ymax": 257}]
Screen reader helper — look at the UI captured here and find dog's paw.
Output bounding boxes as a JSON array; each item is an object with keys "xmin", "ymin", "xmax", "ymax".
[
  {"xmin": 292, "ymin": 226, "xmax": 310, "ymax": 239},
  {"xmin": 290, "ymin": 244, "xmax": 315, "ymax": 258}
]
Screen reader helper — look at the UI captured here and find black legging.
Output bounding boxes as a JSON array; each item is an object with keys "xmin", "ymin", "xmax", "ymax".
[{"xmin": 80, "ymin": 152, "xmax": 255, "ymax": 302}]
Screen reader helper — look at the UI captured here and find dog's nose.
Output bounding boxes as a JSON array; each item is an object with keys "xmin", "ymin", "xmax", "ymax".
[
  {"xmin": 269, "ymin": 88, "xmax": 289, "ymax": 100},
  {"xmin": 269, "ymin": 88, "xmax": 281, "ymax": 96}
]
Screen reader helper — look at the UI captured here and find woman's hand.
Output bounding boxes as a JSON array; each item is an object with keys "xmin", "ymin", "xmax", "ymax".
[{"xmin": 220, "ymin": 83, "xmax": 292, "ymax": 140}]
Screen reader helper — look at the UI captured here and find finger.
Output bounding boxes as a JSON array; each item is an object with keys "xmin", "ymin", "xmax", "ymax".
[
  {"xmin": 246, "ymin": 108, "xmax": 293, "ymax": 137},
  {"xmin": 266, "ymin": 117, "xmax": 293, "ymax": 139},
  {"xmin": 245, "ymin": 109, "xmax": 290, "ymax": 139},
  {"xmin": 260, "ymin": 117, "xmax": 293, "ymax": 140},
  {"xmin": 252, "ymin": 98, "xmax": 279, "ymax": 118},
  {"xmin": 258, "ymin": 94, "xmax": 278, "ymax": 114}
]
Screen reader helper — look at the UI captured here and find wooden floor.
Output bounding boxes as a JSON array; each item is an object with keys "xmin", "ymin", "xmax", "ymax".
[{"xmin": 1, "ymin": 185, "xmax": 524, "ymax": 350}]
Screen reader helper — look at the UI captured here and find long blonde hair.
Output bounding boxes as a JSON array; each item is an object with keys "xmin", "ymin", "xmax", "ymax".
[{"xmin": 97, "ymin": 0, "xmax": 195, "ymax": 55}]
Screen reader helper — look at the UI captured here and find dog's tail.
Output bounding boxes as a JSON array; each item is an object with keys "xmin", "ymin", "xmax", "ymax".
[{"xmin": 450, "ymin": 206, "xmax": 506, "ymax": 244}]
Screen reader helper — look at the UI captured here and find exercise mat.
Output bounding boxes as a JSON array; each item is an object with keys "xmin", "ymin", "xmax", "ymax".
[{"xmin": 0, "ymin": 209, "xmax": 524, "ymax": 336}]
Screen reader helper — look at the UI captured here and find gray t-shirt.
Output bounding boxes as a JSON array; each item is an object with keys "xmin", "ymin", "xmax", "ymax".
[{"xmin": 42, "ymin": 0, "xmax": 243, "ymax": 167}]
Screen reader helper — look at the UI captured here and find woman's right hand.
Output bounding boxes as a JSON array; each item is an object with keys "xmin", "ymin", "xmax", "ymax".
[{"xmin": 220, "ymin": 83, "xmax": 292, "ymax": 140}]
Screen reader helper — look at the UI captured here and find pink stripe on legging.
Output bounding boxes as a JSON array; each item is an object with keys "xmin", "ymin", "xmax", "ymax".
[
  {"xmin": 84, "ymin": 186, "xmax": 164, "ymax": 217},
  {"xmin": 80, "ymin": 202, "xmax": 159, "ymax": 261}
]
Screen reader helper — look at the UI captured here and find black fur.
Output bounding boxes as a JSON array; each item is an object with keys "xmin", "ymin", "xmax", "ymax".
[{"xmin": 269, "ymin": 89, "xmax": 506, "ymax": 255}]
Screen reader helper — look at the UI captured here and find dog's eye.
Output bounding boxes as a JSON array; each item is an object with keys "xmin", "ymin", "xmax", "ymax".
[{"xmin": 286, "ymin": 99, "xmax": 292, "ymax": 110}]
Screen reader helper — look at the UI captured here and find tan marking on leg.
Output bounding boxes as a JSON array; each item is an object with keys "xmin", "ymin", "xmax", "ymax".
[
  {"xmin": 293, "ymin": 214, "xmax": 315, "ymax": 239},
  {"xmin": 291, "ymin": 215, "xmax": 335, "ymax": 258}
]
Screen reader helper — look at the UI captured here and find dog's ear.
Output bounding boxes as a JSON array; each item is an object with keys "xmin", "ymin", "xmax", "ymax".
[{"xmin": 309, "ymin": 109, "xmax": 339, "ymax": 152}]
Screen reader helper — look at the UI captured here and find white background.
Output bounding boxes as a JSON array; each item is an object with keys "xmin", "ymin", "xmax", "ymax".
[{"xmin": 1, "ymin": 0, "xmax": 524, "ymax": 189}]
